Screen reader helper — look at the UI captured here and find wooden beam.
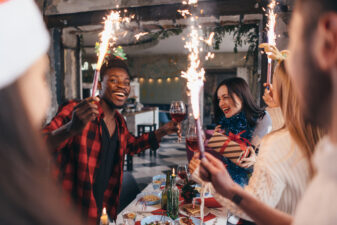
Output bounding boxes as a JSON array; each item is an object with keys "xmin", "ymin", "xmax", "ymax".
[{"xmin": 45, "ymin": 0, "xmax": 263, "ymax": 28}]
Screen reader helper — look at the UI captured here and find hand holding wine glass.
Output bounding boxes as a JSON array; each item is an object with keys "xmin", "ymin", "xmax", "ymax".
[{"xmin": 170, "ymin": 101, "xmax": 186, "ymax": 142}]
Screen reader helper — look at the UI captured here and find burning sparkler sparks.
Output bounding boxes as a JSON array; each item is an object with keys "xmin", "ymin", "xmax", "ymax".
[
  {"xmin": 179, "ymin": 0, "xmax": 207, "ymax": 159},
  {"xmin": 178, "ymin": 9, "xmax": 192, "ymax": 17},
  {"xmin": 134, "ymin": 32, "xmax": 149, "ymax": 40},
  {"xmin": 91, "ymin": 10, "xmax": 133, "ymax": 97},
  {"xmin": 265, "ymin": 0, "xmax": 277, "ymax": 85}
]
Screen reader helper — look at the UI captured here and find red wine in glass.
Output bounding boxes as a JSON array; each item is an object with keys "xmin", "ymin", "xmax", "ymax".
[
  {"xmin": 186, "ymin": 136, "xmax": 199, "ymax": 152},
  {"xmin": 170, "ymin": 101, "xmax": 186, "ymax": 142},
  {"xmin": 170, "ymin": 112, "xmax": 186, "ymax": 123},
  {"xmin": 178, "ymin": 170, "xmax": 188, "ymax": 180}
]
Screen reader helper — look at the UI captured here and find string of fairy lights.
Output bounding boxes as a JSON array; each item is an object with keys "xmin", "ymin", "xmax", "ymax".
[{"xmin": 137, "ymin": 76, "xmax": 181, "ymax": 84}]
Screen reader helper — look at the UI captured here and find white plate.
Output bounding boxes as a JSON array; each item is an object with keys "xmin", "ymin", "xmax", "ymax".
[
  {"xmin": 137, "ymin": 192, "xmax": 161, "ymax": 205},
  {"xmin": 179, "ymin": 204, "xmax": 210, "ymax": 218},
  {"xmin": 141, "ymin": 215, "xmax": 174, "ymax": 225}
]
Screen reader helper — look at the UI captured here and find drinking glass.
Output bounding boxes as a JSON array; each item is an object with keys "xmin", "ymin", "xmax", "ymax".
[
  {"xmin": 177, "ymin": 165, "xmax": 188, "ymax": 183},
  {"xmin": 186, "ymin": 123, "xmax": 199, "ymax": 153},
  {"xmin": 170, "ymin": 101, "xmax": 186, "ymax": 142}
]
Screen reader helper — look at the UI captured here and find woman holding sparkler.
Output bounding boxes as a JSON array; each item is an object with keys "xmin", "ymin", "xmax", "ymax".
[
  {"xmin": 0, "ymin": 0, "xmax": 83, "ymax": 224},
  {"xmin": 198, "ymin": 58, "xmax": 325, "ymax": 224},
  {"xmin": 211, "ymin": 77, "xmax": 272, "ymax": 186}
]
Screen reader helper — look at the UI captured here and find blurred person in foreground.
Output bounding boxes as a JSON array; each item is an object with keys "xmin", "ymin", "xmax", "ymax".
[
  {"xmin": 43, "ymin": 56, "xmax": 178, "ymax": 223},
  {"xmin": 199, "ymin": 0, "xmax": 337, "ymax": 224},
  {"xmin": 0, "ymin": 0, "xmax": 83, "ymax": 224},
  {"xmin": 192, "ymin": 58, "xmax": 324, "ymax": 225}
]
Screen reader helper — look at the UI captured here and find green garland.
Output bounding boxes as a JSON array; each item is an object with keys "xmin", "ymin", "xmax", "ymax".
[{"xmin": 210, "ymin": 23, "xmax": 259, "ymax": 61}]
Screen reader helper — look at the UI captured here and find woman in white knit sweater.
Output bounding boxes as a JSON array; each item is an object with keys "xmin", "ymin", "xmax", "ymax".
[{"xmin": 192, "ymin": 59, "xmax": 325, "ymax": 223}]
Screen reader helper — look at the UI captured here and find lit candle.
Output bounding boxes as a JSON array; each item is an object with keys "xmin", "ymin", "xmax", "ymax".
[
  {"xmin": 172, "ymin": 168, "xmax": 176, "ymax": 177},
  {"xmin": 100, "ymin": 207, "xmax": 109, "ymax": 225}
]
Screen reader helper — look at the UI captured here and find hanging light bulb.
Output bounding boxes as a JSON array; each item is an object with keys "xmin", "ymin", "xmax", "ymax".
[
  {"xmin": 166, "ymin": 77, "xmax": 172, "ymax": 83},
  {"xmin": 148, "ymin": 78, "xmax": 154, "ymax": 84},
  {"xmin": 157, "ymin": 78, "xmax": 163, "ymax": 84}
]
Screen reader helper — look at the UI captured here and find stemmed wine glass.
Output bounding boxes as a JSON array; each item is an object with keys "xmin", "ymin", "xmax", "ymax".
[
  {"xmin": 177, "ymin": 165, "xmax": 189, "ymax": 184},
  {"xmin": 186, "ymin": 122, "xmax": 199, "ymax": 153},
  {"xmin": 170, "ymin": 101, "xmax": 186, "ymax": 142}
]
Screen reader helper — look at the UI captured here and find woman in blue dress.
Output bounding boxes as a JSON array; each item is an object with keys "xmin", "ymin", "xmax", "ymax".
[{"xmin": 213, "ymin": 77, "xmax": 272, "ymax": 186}]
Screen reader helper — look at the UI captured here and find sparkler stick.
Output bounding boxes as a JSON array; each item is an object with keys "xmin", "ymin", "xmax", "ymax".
[{"xmin": 266, "ymin": 0, "xmax": 277, "ymax": 86}]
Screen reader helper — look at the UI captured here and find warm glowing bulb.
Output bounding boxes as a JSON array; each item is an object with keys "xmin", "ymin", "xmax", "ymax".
[
  {"xmin": 157, "ymin": 78, "xmax": 163, "ymax": 84},
  {"xmin": 174, "ymin": 77, "xmax": 179, "ymax": 82},
  {"xmin": 139, "ymin": 77, "xmax": 145, "ymax": 83},
  {"xmin": 166, "ymin": 77, "xmax": 171, "ymax": 83},
  {"xmin": 149, "ymin": 78, "xmax": 154, "ymax": 83}
]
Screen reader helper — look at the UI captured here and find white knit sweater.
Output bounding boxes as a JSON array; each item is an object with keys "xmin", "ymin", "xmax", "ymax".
[{"xmin": 195, "ymin": 129, "xmax": 310, "ymax": 221}]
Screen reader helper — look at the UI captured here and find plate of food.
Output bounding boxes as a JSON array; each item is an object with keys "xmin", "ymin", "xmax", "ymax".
[
  {"xmin": 141, "ymin": 215, "xmax": 174, "ymax": 225},
  {"xmin": 152, "ymin": 174, "xmax": 166, "ymax": 189},
  {"xmin": 137, "ymin": 192, "xmax": 161, "ymax": 205},
  {"xmin": 179, "ymin": 203, "xmax": 210, "ymax": 218},
  {"xmin": 178, "ymin": 217, "xmax": 204, "ymax": 225}
]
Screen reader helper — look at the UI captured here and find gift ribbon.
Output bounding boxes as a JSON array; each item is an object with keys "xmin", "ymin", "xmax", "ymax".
[{"xmin": 219, "ymin": 130, "xmax": 252, "ymax": 155}]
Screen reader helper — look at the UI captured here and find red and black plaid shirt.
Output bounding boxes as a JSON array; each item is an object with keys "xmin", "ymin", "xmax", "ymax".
[{"xmin": 43, "ymin": 100, "xmax": 159, "ymax": 224}]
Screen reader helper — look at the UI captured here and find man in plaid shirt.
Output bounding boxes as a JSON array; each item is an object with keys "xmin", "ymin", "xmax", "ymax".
[{"xmin": 43, "ymin": 58, "xmax": 178, "ymax": 224}]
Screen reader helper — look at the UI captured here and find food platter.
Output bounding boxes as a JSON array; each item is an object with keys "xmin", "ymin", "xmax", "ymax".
[{"xmin": 137, "ymin": 192, "xmax": 162, "ymax": 205}]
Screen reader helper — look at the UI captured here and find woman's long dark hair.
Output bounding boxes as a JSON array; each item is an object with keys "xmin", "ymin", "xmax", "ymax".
[
  {"xmin": 0, "ymin": 82, "xmax": 83, "ymax": 225},
  {"xmin": 213, "ymin": 77, "xmax": 265, "ymax": 127}
]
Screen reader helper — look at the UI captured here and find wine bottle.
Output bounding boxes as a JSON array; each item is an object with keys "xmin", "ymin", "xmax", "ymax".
[
  {"xmin": 167, "ymin": 169, "xmax": 179, "ymax": 219},
  {"xmin": 161, "ymin": 171, "xmax": 171, "ymax": 210}
]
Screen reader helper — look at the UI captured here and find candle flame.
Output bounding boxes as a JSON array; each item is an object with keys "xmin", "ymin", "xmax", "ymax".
[
  {"xmin": 103, "ymin": 207, "xmax": 107, "ymax": 215},
  {"xmin": 172, "ymin": 168, "xmax": 175, "ymax": 176}
]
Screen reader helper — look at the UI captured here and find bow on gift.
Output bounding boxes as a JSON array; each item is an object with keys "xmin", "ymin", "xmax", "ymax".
[{"xmin": 219, "ymin": 130, "xmax": 252, "ymax": 155}]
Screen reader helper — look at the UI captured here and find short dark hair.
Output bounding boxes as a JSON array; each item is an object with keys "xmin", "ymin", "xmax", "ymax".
[
  {"xmin": 296, "ymin": 0, "xmax": 337, "ymax": 40},
  {"xmin": 213, "ymin": 77, "xmax": 266, "ymax": 127},
  {"xmin": 100, "ymin": 57, "xmax": 132, "ymax": 79}
]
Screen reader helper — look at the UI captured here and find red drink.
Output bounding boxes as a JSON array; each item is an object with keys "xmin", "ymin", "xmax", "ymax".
[
  {"xmin": 170, "ymin": 112, "xmax": 186, "ymax": 123},
  {"xmin": 186, "ymin": 137, "xmax": 199, "ymax": 152},
  {"xmin": 178, "ymin": 171, "xmax": 188, "ymax": 180}
]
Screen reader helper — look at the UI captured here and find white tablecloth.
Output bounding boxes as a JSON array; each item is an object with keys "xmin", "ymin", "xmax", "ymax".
[{"xmin": 113, "ymin": 183, "xmax": 228, "ymax": 225}]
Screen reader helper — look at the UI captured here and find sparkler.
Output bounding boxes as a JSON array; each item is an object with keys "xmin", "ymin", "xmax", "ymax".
[
  {"xmin": 92, "ymin": 11, "xmax": 133, "ymax": 97},
  {"xmin": 266, "ymin": 0, "xmax": 277, "ymax": 85},
  {"xmin": 134, "ymin": 32, "xmax": 149, "ymax": 40},
  {"xmin": 179, "ymin": 0, "xmax": 213, "ymax": 159}
]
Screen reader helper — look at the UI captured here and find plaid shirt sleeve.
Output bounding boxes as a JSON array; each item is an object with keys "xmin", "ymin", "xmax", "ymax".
[
  {"xmin": 43, "ymin": 101, "xmax": 79, "ymax": 152},
  {"xmin": 116, "ymin": 112, "xmax": 159, "ymax": 155},
  {"xmin": 125, "ymin": 131, "xmax": 159, "ymax": 155}
]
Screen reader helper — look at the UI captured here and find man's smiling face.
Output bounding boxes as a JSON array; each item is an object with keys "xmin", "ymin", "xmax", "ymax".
[{"xmin": 100, "ymin": 67, "xmax": 131, "ymax": 109}]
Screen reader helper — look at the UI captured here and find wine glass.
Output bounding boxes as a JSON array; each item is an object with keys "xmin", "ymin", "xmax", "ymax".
[
  {"xmin": 186, "ymin": 123, "xmax": 199, "ymax": 153},
  {"xmin": 177, "ymin": 165, "xmax": 188, "ymax": 184},
  {"xmin": 170, "ymin": 101, "xmax": 186, "ymax": 142}
]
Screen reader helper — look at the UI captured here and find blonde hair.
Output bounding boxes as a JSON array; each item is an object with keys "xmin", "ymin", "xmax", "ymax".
[{"xmin": 273, "ymin": 60, "xmax": 325, "ymax": 175}]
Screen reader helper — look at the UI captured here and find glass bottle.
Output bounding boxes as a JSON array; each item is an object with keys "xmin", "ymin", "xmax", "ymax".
[
  {"xmin": 161, "ymin": 171, "xmax": 171, "ymax": 210},
  {"xmin": 167, "ymin": 169, "xmax": 179, "ymax": 219}
]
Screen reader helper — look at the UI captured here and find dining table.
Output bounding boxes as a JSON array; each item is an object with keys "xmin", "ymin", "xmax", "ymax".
[{"xmin": 113, "ymin": 180, "xmax": 228, "ymax": 225}]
